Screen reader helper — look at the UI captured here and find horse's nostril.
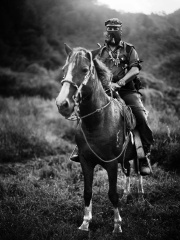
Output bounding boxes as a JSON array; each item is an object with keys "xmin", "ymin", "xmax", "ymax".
[{"xmin": 61, "ymin": 99, "xmax": 70, "ymax": 109}]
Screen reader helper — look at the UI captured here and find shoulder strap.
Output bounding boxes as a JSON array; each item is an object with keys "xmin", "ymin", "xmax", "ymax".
[
  {"xmin": 98, "ymin": 45, "xmax": 107, "ymax": 57},
  {"xmin": 124, "ymin": 42, "xmax": 134, "ymax": 54},
  {"xmin": 123, "ymin": 42, "xmax": 135, "ymax": 62}
]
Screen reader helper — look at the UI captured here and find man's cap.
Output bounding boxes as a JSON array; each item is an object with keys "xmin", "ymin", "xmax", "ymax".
[{"xmin": 105, "ymin": 18, "xmax": 122, "ymax": 27}]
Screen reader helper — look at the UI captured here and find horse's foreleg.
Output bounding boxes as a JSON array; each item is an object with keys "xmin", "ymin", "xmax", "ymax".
[
  {"xmin": 79, "ymin": 200, "xmax": 92, "ymax": 231},
  {"xmin": 137, "ymin": 174, "xmax": 144, "ymax": 202},
  {"xmin": 79, "ymin": 161, "xmax": 94, "ymax": 231},
  {"xmin": 124, "ymin": 176, "xmax": 130, "ymax": 194},
  {"xmin": 106, "ymin": 162, "xmax": 122, "ymax": 234}
]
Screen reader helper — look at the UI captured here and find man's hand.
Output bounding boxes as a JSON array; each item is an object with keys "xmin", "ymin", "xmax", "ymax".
[{"xmin": 111, "ymin": 82, "xmax": 121, "ymax": 91}]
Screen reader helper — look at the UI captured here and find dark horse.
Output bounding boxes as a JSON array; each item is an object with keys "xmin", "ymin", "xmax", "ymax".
[{"xmin": 56, "ymin": 44, "xmax": 145, "ymax": 234}]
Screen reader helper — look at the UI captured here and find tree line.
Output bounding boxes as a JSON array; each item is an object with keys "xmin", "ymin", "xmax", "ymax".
[{"xmin": 0, "ymin": 0, "xmax": 180, "ymax": 86}]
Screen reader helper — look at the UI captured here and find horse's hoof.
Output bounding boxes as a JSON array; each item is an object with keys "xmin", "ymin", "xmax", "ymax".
[
  {"xmin": 127, "ymin": 194, "xmax": 133, "ymax": 203},
  {"xmin": 113, "ymin": 220, "xmax": 122, "ymax": 234},
  {"xmin": 78, "ymin": 225, "xmax": 89, "ymax": 231},
  {"xmin": 120, "ymin": 193, "xmax": 127, "ymax": 203},
  {"xmin": 138, "ymin": 193, "xmax": 145, "ymax": 203},
  {"xmin": 113, "ymin": 225, "xmax": 122, "ymax": 234},
  {"xmin": 121, "ymin": 193, "xmax": 133, "ymax": 204},
  {"xmin": 78, "ymin": 220, "xmax": 91, "ymax": 231}
]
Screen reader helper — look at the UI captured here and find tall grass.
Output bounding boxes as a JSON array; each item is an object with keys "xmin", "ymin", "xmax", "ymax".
[
  {"xmin": 0, "ymin": 97, "xmax": 75, "ymax": 162},
  {"xmin": 0, "ymin": 96, "xmax": 180, "ymax": 170}
]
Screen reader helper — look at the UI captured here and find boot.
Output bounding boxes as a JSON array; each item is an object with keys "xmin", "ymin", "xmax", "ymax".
[
  {"xmin": 70, "ymin": 146, "xmax": 80, "ymax": 162},
  {"xmin": 139, "ymin": 145, "xmax": 152, "ymax": 176},
  {"xmin": 70, "ymin": 154, "xmax": 79, "ymax": 162}
]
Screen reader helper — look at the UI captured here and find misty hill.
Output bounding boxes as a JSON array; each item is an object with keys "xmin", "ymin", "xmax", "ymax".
[{"xmin": 0, "ymin": 0, "xmax": 180, "ymax": 90}]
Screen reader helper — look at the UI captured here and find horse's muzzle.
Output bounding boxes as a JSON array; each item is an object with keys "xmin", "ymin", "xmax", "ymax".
[{"xmin": 55, "ymin": 97, "xmax": 74, "ymax": 117}]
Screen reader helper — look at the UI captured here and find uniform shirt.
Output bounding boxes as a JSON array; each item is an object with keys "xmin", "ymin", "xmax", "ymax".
[{"xmin": 99, "ymin": 41, "xmax": 141, "ymax": 92}]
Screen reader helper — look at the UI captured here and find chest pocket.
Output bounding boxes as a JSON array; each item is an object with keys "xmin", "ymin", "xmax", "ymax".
[{"xmin": 119, "ymin": 54, "xmax": 128, "ymax": 68}]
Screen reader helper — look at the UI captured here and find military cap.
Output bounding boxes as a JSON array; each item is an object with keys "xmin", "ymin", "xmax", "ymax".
[{"xmin": 105, "ymin": 18, "xmax": 122, "ymax": 27}]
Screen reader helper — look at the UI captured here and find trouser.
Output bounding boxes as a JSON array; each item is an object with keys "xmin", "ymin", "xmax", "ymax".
[{"xmin": 119, "ymin": 91, "xmax": 154, "ymax": 150}]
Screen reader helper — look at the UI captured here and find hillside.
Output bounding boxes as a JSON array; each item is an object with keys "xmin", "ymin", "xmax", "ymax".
[
  {"xmin": 1, "ymin": 0, "xmax": 180, "ymax": 115},
  {"xmin": 0, "ymin": 0, "xmax": 180, "ymax": 85}
]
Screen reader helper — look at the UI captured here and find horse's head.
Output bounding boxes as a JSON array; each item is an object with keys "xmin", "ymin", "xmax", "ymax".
[{"xmin": 56, "ymin": 44, "xmax": 101, "ymax": 118}]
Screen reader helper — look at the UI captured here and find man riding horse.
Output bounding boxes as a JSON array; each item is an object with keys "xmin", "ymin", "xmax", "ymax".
[{"xmin": 70, "ymin": 18, "xmax": 154, "ymax": 176}]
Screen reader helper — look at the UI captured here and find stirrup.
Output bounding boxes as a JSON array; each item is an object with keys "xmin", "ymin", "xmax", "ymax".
[
  {"xmin": 70, "ymin": 154, "xmax": 79, "ymax": 162},
  {"xmin": 69, "ymin": 145, "xmax": 79, "ymax": 162}
]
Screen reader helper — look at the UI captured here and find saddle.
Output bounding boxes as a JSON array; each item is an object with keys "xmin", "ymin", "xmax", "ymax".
[
  {"xmin": 123, "ymin": 104, "xmax": 136, "ymax": 131},
  {"xmin": 113, "ymin": 92, "xmax": 136, "ymax": 131}
]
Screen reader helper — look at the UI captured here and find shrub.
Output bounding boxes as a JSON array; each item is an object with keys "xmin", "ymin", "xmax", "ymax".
[
  {"xmin": 0, "ymin": 68, "xmax": 59, "ymax": 99},
  {"xmin": 0, "ymin": 115, "xmax": 54, "ymax": 162},
  {"xmin": 26, "ymin": 63, "xmax": 48, "ymax": 75},
  {"xmin": 152, "ymin": 132, "xmax": 180, "ymax": 172},
  {"xmin": 146, "ymin": 103, "xmax": 180, "ymax": 171}
]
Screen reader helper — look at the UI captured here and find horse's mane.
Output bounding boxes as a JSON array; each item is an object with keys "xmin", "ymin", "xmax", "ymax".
[
  {"xmin": 93, "ymin": 58, "xmax": 111, "ymax": 90},
  {"xmin": 72, "ymin": 47, "xmax": 112, "ymax": 90}
]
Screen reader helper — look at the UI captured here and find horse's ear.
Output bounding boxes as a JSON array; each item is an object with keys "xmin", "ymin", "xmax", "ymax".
[
  {"xmin": 91, "ymin": 47, "xmax": 102, "ymax": 59},
  {"xmin": 64, "ymin": 43, "xmax": 72, "ymax": 55}
]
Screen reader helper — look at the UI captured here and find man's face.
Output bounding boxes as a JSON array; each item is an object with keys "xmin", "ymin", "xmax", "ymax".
[
  {"xmin": 105, "ymin": 25, "xmax": 121, "ymax": 46},
  {"xmin": 106, "ymin": 26, "xmax": 120, "ymax": 31}
]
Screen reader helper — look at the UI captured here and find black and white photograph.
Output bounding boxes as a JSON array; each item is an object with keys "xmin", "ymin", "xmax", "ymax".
[{"xmin": 0, "ymin": 0, "xmax": 180, "ymax": 239}]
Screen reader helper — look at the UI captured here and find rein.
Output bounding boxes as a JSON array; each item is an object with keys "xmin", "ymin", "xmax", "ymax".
[
  {"xmin": 62, "ymin": 51, "xmax": 129, "ymax": 166},
  {"xmin": 80, "ymin": 125, "xmax": 130, "ymax": 164},
  {"xmin": 80, "ymin": 99, "xmax": 112, "ymax": 120}
]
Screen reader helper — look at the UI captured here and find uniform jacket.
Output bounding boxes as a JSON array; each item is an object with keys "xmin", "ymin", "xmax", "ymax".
[{"xmin": 98, "ymin": 41, "xmax": 142, "ymax": 92}]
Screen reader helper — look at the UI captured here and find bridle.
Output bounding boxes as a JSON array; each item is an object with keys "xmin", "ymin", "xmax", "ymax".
[{"xmin": 61, "ymin": 52, "xmax": 112, "ymax": 121}]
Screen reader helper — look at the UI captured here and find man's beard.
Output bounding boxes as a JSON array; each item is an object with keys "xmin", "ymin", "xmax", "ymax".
[{"xmin": 104, "ymin": 31, "xmax": 121, "ymax": 46}]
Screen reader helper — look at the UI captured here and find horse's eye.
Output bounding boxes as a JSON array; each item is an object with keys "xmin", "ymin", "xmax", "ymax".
[{"xmin": 82, "ymin": 68, "xmax": 89, "ymax": 74}]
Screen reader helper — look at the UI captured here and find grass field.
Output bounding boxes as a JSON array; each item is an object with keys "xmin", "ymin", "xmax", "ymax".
[
  {"xmin": 0, "ymin": 158, "xmax": 180, "ymax": 240},
  {"xmin": 0, "ymin": 96, "xmax": 180, "ymax": 240}
]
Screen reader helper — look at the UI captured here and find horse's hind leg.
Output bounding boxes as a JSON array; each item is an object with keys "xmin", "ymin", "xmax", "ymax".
[
  {"xmin": 137, "ymin": 174, "xmax": 144, "ymax": 202},
  {"xmin": 106, "ymin": 162, "xmax": 122, "ymax": 234},
  {"xmin": 122, "ymin": 175, "xmax": 131, "ymax": 203},
  {"xmin": 121, "ymin": 161, "xmax": 132, "ymax": 203},
  {"xmin": 79, "ymin": 161, "xmax": 94, "ymax": 231}
]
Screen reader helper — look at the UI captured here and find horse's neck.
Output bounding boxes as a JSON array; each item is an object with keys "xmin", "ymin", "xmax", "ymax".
[{"xmin": 80, "ymin": 77, "xmax": 109, "ymax": 130}]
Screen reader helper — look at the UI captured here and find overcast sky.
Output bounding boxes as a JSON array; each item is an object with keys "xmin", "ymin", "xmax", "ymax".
[{"xmin": 97, "ymin": 0, "xmax": 180, "ymax": 14}]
